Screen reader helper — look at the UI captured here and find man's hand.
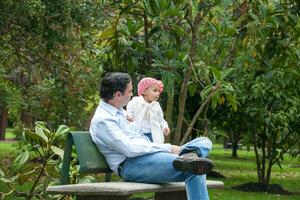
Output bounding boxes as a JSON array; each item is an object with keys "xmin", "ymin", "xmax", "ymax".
[
  {"xmin": 163, "ymin": 127, "xmax": 170, "ymax": 136},
  {"xmin": 171, "ymin": 145, "xmax": 181, "ymax": 155}
]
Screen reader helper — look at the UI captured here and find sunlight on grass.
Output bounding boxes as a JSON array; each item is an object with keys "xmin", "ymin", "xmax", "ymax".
[
  {"xmin": 0, "ymin": 142, "xmax": 17, "ymax": 157},
  {"xmin": 3, "ymin": 128, "xmax": 17, "ymax": 140}
]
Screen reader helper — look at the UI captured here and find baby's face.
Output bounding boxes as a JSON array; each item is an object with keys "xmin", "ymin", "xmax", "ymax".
[{"xmin": 143, "ymin": 84, "xmax": 160, "ymax": 103}]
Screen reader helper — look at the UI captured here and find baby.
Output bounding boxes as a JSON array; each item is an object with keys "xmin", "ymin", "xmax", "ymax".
[{"xmin": 126, "ymin": 77, "xmax": 170, "ymax": 143}]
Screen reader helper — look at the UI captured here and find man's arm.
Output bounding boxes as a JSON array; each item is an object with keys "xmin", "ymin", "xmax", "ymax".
[{"xmin": 91, "ymin": 118, "xmax": 172, "ymax": 158}]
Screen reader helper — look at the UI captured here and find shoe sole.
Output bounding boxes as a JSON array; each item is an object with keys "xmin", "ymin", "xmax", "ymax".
[{"xmin": 173, "ymin": 158, "xmax": 214, "ymax": 175}]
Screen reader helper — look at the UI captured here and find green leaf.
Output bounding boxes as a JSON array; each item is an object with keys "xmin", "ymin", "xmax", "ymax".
[
  {"xmin": 36, "ymin": 121, "xmax": 51, "ymax": 137},
  {"xmin": 35, "ymin": 124, "xmax": 48, "ymax": 143},
  {"xmin": 143, "ymin": 0, "xmax": 155, "ymax": 16},
  {"xmin": 148, "ymin": 26, "xmax": 161, "ymax": 38},
  {"xmin": 24, "ymin": 129, "xmax": 44, "ymax": 144},
  {"xmin": 55, "ymin": 125, "xmax": 70, "ymax": 139},
  {"xmin": 225, "ymin": 93, "xmax": 238, "ymax": 112},
  {"xmin": 222, "ymin": 82, "xmax": 234, "ymax": 92},
  {"xmin": 12, "ymin": 151, "xmax": 29, "ymax": 174},
  {"xmin": 18, "ymin": 167, "xmax": 39, "ymax": 185},
  {"xmin": 249, "ymin": 12, "xmax": 259, "ymax": 21},
  {"xmin": 201, "ymin": 85, "xmax": 212, "ymax": 100},
  {"xmin": 170, "ymin": 24, "xmax": 188, "ymax": 37},
  {"xmin": 210, "ymin": 67, "xmax": 221, "ymax": 81},
  {"xmin": 120, "ymin": 2, "xmax": 137, "ymax": 16},
  {"xmin": 100, "ymin": 28, "xmax": 115, "ymax": 40},
  {"xmin": 78, "ymin": 175, "xmax": 97, "ymax": 183},
  {"xmin": 0, "ymin": 175, "xmax": 18, "ymax": 183},
  {"xmin": 211, "ymin": 95, "xmax": 218, "ymax": 110},
  {"xmin": 51, "ymin": 146, "xmax": 64, "ymax": 160},
  {"xmin": 0, "ymin": 168, "xmax": 4, "ymax": 177},
  {"xmin": 221, "ymin": 68, "xmax": 235, "ymax": 79},
  {"xmin": 188, "ymin": 82, "xmax": 198, "ymax": 97},
  {"xmin": 47, "ymin": 159, "xmax": 60, "ymax": 165},
  {"xmin": 162, "ymin": 71, "xmax": 176, "ymax": 97}
]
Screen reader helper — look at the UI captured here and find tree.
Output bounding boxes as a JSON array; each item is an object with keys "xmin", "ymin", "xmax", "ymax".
[
  {"xmin": 230, "ymin": 0, "xmax": 300, "ymax": 185},
  {"xmin": 0, "ymin": 0, "xmax": 104, "ymax": 132},
  {"xmin": 96, "ymin": 0, "xmax": 237, "ymax": 145}
]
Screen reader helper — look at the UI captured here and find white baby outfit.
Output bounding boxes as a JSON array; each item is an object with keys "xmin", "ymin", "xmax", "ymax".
[{"xmin": 126, "ymin": 96, "xmax": 169, "ymax": 143}]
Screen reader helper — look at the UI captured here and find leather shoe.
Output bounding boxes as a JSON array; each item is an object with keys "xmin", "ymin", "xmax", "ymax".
[{"xmin": 173, "ymin": 152, "xmax": 214, "ymax": 175}]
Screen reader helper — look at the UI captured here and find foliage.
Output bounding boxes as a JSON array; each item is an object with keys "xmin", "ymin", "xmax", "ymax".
[
  {"xmin": 0, "ymin": 0, "xmax": 104, "ymax": 132},
  {"xmin": 214, "ymin": 0, "xmax": 300, "ymax": 184},
  {"xmin": 0, "ymin": 121, "xmax": 69, "ymax": 200},
  {"xmin": 97, "ymin": 0, "xmax": 237, "ymax": 144}
]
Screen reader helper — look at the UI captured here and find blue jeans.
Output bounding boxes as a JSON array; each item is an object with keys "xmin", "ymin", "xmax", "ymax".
[
  {"xmin": 143, "ymin": 132, "xmax": 153, "ymax": 142},
  {"xmin": 119, "ymin": 137, "xmax": 212, "ymax": 200}
]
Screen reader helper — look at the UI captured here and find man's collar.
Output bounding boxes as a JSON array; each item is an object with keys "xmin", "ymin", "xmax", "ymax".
[{"xmin": 99, "ymin": 100, "xmax": 124, "ymax": 116}]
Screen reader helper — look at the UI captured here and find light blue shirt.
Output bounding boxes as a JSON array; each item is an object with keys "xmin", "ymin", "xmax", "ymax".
[{"xmin": 89, "ymin": 100, "xmax": 172, "ymax": 175}]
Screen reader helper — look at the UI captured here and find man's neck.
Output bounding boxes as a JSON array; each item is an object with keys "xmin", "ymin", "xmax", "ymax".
[{"xmin": 106, "ymin": 99, "xmax": 122, "ymax": 110}]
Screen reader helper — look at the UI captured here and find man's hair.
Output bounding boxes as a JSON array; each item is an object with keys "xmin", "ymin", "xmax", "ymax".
[{"xmin": 100, "ymin": 72, "xmax": 132, "ymax": 101}]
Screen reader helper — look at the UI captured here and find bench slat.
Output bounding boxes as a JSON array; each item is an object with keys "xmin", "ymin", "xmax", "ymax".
[{"xmin": 47, "ymin": 181, "xmax": 224, "ymax": 196}]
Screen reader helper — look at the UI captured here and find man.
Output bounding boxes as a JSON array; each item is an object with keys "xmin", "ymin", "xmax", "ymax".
[{"xmin": 90, "ymin": 72, "xmax": 214, "ymax": 200}]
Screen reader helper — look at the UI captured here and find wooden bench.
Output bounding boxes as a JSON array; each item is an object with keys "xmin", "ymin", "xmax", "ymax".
[{"xmin": 46, "ymin": 131, "xmax": 224, "ymax": 200}]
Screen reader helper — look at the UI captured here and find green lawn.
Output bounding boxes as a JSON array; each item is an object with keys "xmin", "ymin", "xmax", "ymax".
[
  {"xmin": 0, "ymin": 142, "xmax": 17, "ymax": 157},
  {"xmin": 0, "ymin": 141, "xmax": 299, "ymax": 200},
  {"xmin": 208, "ymin": 144, "xmax": 300, "ymax": 199},
  {"xmin": 3, "ymin": 128, "xmax": 17, "ymax": 140}
]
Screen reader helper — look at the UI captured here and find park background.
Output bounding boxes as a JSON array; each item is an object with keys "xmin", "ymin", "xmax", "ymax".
[{"xmin": 0, "ymin": 0, "xmax": 299, "ymax": 199}]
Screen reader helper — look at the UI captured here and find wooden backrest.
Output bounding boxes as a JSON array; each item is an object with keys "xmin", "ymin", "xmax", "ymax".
[{"xmin": 61, "ymin": 131, "xmax": 112, "ymax": 184}]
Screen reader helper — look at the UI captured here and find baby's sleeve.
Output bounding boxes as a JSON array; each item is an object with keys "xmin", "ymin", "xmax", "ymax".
[
  {"xmin": 126, "ymin": 99, "xmax": 135, "ymax": 116},
  {"xmin": 157, "ymin": 104, "xmax": 169, "ymax": 129}
]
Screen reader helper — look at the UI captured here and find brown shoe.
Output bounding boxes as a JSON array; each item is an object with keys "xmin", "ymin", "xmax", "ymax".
[{"xmin": 173, "ymin": 152, "xmax": 214, "ymax": 175}]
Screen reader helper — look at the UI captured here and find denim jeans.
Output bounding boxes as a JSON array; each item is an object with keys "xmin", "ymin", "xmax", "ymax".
[
  {"xmin": 119, "ymin": 137, "xmax": 212, "ymax": 200},
  {"xmin": 143, "ymin": 132, "xmax": 153, "ymax": 142}
]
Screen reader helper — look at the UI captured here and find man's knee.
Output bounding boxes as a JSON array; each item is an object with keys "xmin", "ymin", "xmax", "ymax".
[{"xmin": 192, "ymin": 137, "xmax": 212, "ymax": 149}]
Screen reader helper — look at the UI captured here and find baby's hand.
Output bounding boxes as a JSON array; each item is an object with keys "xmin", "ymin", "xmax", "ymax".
[
  {"xmin": 163, "ymin": 127, "xmax": 170, "ymax": 136},
  {"xmin": 126, "ymin": 114, "xmax": 133, "ymax": 122}
]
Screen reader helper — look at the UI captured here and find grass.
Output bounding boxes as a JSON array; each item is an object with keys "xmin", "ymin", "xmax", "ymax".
[
  {"xmin": 0, "ymin": 142, "xmax": 17, "ymax": 157},
  {"xmin": 208, "ymin": 144, "xmax": 300, "ymax": 199},
  {"xmin": 3, "ymin": 128, "xmax": 17, "ymax": 140},
  {"xmin": 0, "ymin": 140, "xmax": 299, "ymax": 200}
]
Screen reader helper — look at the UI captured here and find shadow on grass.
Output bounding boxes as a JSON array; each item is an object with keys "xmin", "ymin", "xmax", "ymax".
[{"xmin": 231, "ymin": 182, "xmax": 298, "ymax": 195}]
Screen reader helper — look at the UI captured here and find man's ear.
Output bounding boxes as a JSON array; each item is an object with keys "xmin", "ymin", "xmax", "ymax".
[{"xmin": 115, "ymin": 91, "xmax": 121, "ymax": 97}]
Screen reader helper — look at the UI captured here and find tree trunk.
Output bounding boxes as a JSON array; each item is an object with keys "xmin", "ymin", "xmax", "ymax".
[
  {"xmin": 253, "ymin": 130, "xmax": 262, "ymax": 183},
  {"xmin": 86, "ymin": 110, "xmax": 95, "ymax": 130},
  {"xmin": 261, "ymin": 125, "xmax": 267, "ymax": 184},
  {"xmin": 231, "ymin": 139, "xmax": 238, "ymax": 158},
  {"xmin": 179, "ymin": 85, "xmax": 218, "ymax": 145},
  {"xmin": 0, "ymin": 108, "xmax": 8, "ymax": 140},
  {"xmin": 231, "ymin": 126, "xmax": 241, "ymax": 158},
  {"xmin": 165, "ymin": 92, "xmax": 174, "ymax": 143},
  {"xmin": 21, "ymin": 111, "xmax": 33, "ymax": 128},
  {"xmin": 173, "ymin": 69, "xmax": 191, "ymax": 144},
  {"xmin": 265, "ymin": 158, "xmax": 273, "ymax": 185},
  {"xmin": 143, "ymin": 10, "xmax": 152, "ymax": 68},
  {"xmin": 173, "ymin": 14, "xmax": 202, "ymax": 145}
]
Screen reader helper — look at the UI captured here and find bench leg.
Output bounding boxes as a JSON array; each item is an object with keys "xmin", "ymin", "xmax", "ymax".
[
  {"xmin": 77, "ymin": 195, "xmax": 131, "ymax": 200},
  {"xmin": 155, "ymin": 191, "xmax": 187, "ymax": 200}
]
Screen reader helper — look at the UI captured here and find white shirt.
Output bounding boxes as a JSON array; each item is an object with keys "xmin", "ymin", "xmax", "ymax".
[{"xmin": 89, "ymin": 100, "xmax": 171, "ymax": 175}]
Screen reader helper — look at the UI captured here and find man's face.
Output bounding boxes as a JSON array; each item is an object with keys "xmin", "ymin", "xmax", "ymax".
[{"xmin": 117, "ymin": 81, "xmax": 133, "ymax": 108}]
